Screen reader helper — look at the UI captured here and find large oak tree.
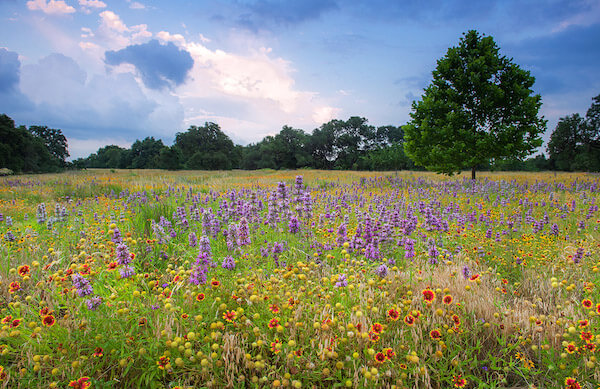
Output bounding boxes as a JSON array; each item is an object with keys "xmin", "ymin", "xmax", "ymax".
[{"xmin": 404, "ymin": 30, "xmax": 546, "ymax": 179}]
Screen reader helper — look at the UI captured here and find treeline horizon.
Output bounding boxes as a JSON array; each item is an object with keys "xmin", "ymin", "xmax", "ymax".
[
  {"xmin": 0, "ymin": 107, "xmax": 597, "ymax": 174},
  {"xmin": 71, "ymin": 116, "xmax": 553, "ymax": 172}
]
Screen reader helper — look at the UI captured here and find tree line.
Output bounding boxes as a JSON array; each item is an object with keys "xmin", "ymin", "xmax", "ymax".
[
  {"xmin": 0, "ymin": 114, "xmax": 69, "ymax": 174},
  {"xmin": 71, "ymin": 117, "xmax": 416, "ymax": 171}
]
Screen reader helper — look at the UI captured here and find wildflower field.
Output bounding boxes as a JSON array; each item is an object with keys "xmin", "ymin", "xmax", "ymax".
[{"xmin": 1, "ymin": 169, "xmax": 599, "ymax": 389}]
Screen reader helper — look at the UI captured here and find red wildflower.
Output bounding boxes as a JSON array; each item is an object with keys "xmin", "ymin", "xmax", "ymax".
[
  {"xmin": 422, "ymin": 289, "xmax": 436, "ymax": 303},
  {"xmin": 211, "ymin": 280, "xmax": 220, "ymax": 287},
  {"xmin": 580, "ymin": 331, "xmax": 593, "ymax": 343},
  {"xmin": 68, "ymin": 376, "xmax": 91, "ymax": 389},
  {"xmin": 582, "ymin": 299, "xmax": 593, "ymax": 308},
  {"xmin": 384, "ymin": 348, "xmax": 395, "ymax": 359},
  {"xmin": 404, "ymin": 314, "xmax": 415, "ymax": 326},
  {"xmin": 429, "ymin": 329, "xmax": 442, "ymax": 341},
  {"xmin": 565, "ymin": 377, "xmax": 581, "ymax": 389},
  {"xmin": 452, "ymin": 314, "xmax": 461, "ymax": 326},
  {"xmin": 453, "ymin": 375, "xmax": 467, "ymax": 388},
  {"xmin": 371, "ymin": 322, "xmax": 383, "ymax": 334},
  {"xmin": 374, "ymin": 352, "xmax": 386, "ymax": 363},
  {"xmin": 387, "ymin": 308, "xmax": 400, "ymax": 321},
  {"xmin": 269, "ymin": 304, "xmax": 280, "ymax": 313},
  {"xmin": 8, "ymin": 281, "xmax": 20, "ymax": 293},
  {"xmin": 268, "ymin": 318, "xmax": 279, "ymax": 329},
  {"xmin": 17, "ymin": 265, "xmax": 30, "ymax": 277},
  {"xmin": 1, "ymin": 316, "xmax": 12, "ymax": 324},
  {"xmin": 195, "ymin": 293, "xmax": 205, "ymax": 302},
  {"xmin": 223, "ymin": 310, "xmax": 237, "ymax": 323},
  {"xmin": 10, "ymin": 319, "xmax": 21, "ymax": 328},
  {"xmin": 157, "ymin": 355, "xmax": 170, "ymax": 370},
  {"xmin": 442, "ymin": 295, "xmax": 453, "ymax": 304},
  {"xmin": 107, "ymin": 262, "xmax": 118, "ymax": 271},
  {"xmin": 42, "ymin": 315, "xmax": 56, "ymax": 327},
  {"xmin": 565, "ymin": 343, "xmax": 577, "ymax": 354},
  {"xmin": 469, "ymin": 274, "xmax": 480, "ymax": 282},
  {"xmin": 93, "ymin": 347, "xmax": 103, "ymax": 357}
]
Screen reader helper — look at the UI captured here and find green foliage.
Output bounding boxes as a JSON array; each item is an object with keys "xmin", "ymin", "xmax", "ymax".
[
  {"xmin": 28, "ymin": 125, "xmax": 69, "ymax": 167},
  {"xmin": 547, "ymin": 94, "xmax": 600, "ymax": 171},
  {"xmin": 0, "ymin": 114, "xmax": 59, "ymax": 173},
  {"xmin": 404, "ymin": 30, "xmax": 546, "ymax": 179},
  {"xmin": 174, "ymin": 122, "xmax": 237, "ymax": 170}
]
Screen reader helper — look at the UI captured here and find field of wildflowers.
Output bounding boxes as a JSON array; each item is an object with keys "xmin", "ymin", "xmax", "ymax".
[{"xmin": 0, "ymin": 169, "xmax": 599, "ymax": 388}]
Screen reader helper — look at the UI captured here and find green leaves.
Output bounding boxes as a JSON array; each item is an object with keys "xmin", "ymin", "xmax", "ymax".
[{"xmin": 404, "ymin": 30, "xmax": 546, "ymax": 179}]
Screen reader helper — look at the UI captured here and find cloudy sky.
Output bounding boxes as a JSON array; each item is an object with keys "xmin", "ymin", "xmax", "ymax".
[{"xmin": 1, "ymin": 0, "xmax": 599, "ymax": 159}]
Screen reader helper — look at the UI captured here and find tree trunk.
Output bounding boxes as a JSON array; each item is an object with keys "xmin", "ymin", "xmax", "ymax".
[{"xmin": 471, "ymin": 167, "xmax": 476, "ymax": 180}]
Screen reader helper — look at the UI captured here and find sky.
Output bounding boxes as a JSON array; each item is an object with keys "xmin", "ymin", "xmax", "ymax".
[{"xmin": 1, "ymin": 0, "xmax": 599, "ymax": 160}]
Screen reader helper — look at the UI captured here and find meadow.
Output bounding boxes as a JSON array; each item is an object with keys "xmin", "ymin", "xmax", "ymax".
[{"xmin": 0, "ymin": 169, "xmax": 599, "ymax": 389}]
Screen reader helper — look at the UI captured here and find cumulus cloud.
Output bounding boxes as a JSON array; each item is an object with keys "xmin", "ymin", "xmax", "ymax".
[
  {"xmin": 0, "ymin": 48, "xmax": 33, "ymax": 112},
  {"xmin": 177, "ymin": 39, "xmax": 340, "ymax": 142},
  {"xmin": 79, "ymin": 0, "xmax": 106, "ymax": 9},
  {"xmin": 26, "ymin": 0, "xmax": 76, "ymax": 15},
  {"xmin": 105, "ymin": 40, "xmax": 194, "ymax": 90},
  {"xmin": 79, "ymin": 0, "xmax": 106, "ymax": 14},
  {"xmin": 8, "ymin": 52, "xmax": 184, "ymax": 153}
]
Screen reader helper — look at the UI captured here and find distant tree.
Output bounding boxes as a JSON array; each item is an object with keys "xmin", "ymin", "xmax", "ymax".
[
  {"xmin": 130, "ymin": 137, "xmax": 166, "ymax": 169},
  {"xmin": 157, "ymin": 146, "xmax": 183, "ymax": 170},
  {"xmin": 28, "ymin": 125, "xmax": 69, "ymax": 167},
  {"xmin": 174, "ymin": 123, "xmax": 236, "ymax": 170},
  {"xmin": 272, "ymin": 126, "xmax": 312, "ymax": 169},
  {"xmin": 0, "ymin": 115, "xmax": 56, "ymax": 173},
  {"xmin": 547, "ymin": 114, "xmax": 587, "ymax": 171},
  {"xmin": 547, "ymin": 94, "xmax": 600, "ymax": 172},
  {"xmin": 404, "ymin": 30, "xmax": 546, "ymax": 179}
]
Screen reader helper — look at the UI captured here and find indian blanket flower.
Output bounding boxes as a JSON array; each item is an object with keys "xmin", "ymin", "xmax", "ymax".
[
  {"xmin": 68, "ymin": 376, "xmax": 91, "ymax": 389},
  {"xmin": 17, "ymin": 265, "xmax": 30, "ymax": 277},
  {"xmin": 582, "ymin": 299, "xmax": 593, "ymax": 309},
  {"xmin": 429, "ymin": 329, "xmax": 442, "ymax": 341},
  {"xmin": 157, "ymin": 355, "xmax": 170, "ymax": 370},
  {"xmin": 387, "ymin": 308, "xmax": 400, "ymax": 321},
  {"xmin": 371, "ymin": 323, "xmax": 383, "ymax": 334},
  {"xmin": 8, "ymin": 281, "xmax": 20, "ymax": 293},
  {"xmin": 422, "ymin": 289, "xmax": 436, "ymax": 303},
  {"xmin": 223, "ymin": 310, "xmax": 237, "ymax": 322},
  {"xmin": 404, "ymin": 314, "xmax": 415, "ymax": 326},
  {"xmin": 268, "ymin": 318, "xmax": 280, "ymax": 329},
  {"xmin": 564, "ymin": 377, "xmax": 581, "ymax": 389},
  {"xmin": 453, "ymin": 375, "xmax": 467, "ymax": 388},
  {"xmin": 93, "ymin": 347, "xmax": 103, "ymax": 357},
  {"xmin": 374, "ymin": 352, "xmax": 386, "ymax": 363},
  {"xmin": 443, "ymin": 295, "xmax": 453, "ymax": 304},
  {"xmin": 195, "ymin": 293, "xmax": 205, "ymax": 302},
  {"xmin": 42, "ymin": 315, "xmax": 56, "ymax": 327}
]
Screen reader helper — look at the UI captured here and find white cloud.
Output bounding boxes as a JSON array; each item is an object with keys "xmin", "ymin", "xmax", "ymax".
[
  {"xmin": 100, "ymin": 10, "xmax": 128, "ymax": 33},
  {"xmin": 129, "ymin": 1, "xmax": 146, "ymax": 10},
  {"xmin": 156, "ymin": 31, "xmax": 186, "ymax": 45},
  {"xmin": 176, "ymin": 37, "xmax": 340, "ymax": 141},
  {"xmin": 27, "ymin": 0, "xmax": 76, "ymax": 15},
  {"xmin": 78, "ymin": 0, "xmax": 106, "ymax": 8},
  {"xmin": 79, "ymin": 41, "xmax": 99, "ymax": 50},
  {"xmin": 95, "ymin": 10, "xmax": 152, "ymax": 49}
]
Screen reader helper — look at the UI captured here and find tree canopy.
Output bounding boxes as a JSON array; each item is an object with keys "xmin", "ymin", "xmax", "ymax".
[
  {"xmin": 547, "ymin": 94, "xmax": 600, "ymax": 171},
  {"xmin": 404, "ymin": 30, "xmax": 546, "ymax": 179}
]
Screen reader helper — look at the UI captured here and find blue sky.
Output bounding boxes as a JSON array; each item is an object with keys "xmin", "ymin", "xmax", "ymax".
[{"xmin": 1, "ymin": 0, "xmax": 599, "ymax": 159}]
